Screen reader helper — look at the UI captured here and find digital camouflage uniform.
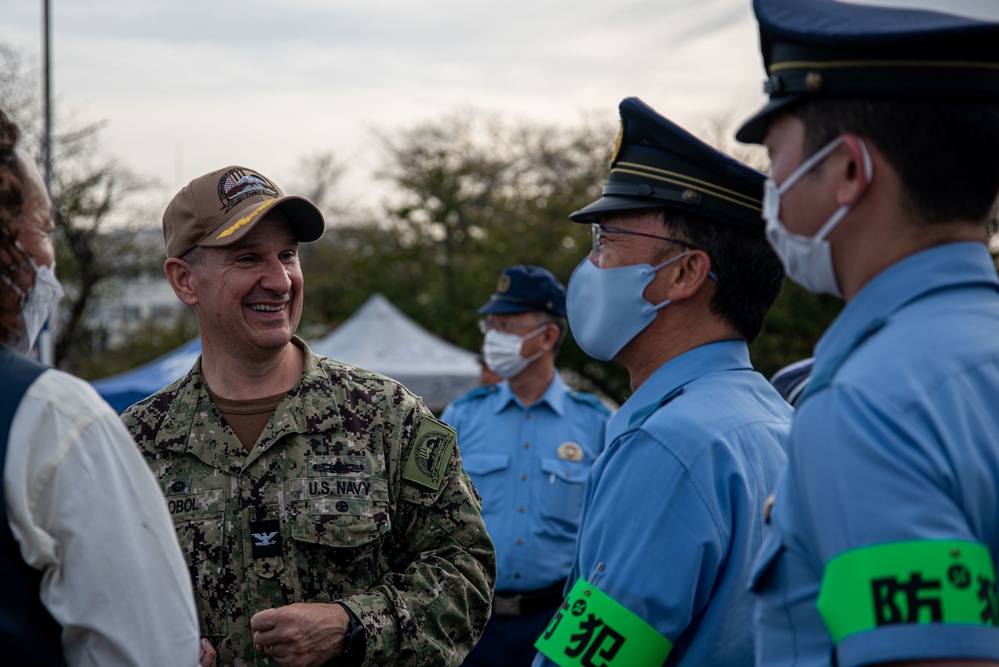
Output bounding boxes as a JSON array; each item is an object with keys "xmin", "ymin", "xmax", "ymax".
[{"xmin": 122, "ymin": 340, "xmax": 496, "ymax": 667}]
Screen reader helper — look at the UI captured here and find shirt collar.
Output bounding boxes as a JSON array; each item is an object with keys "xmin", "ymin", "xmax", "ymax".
[
  {"xmin": 158, "ymin": 337, "xmax": 345, "ymax": 466},
  {"xmin": 607, "ymin": 340, "xmax": 753, "ymax": 444},
  {"xmin": 493, "ymin": 371, "xmax": 568, "ymax": 416},
  {"xmin": 811, "ymin": 242, "xmax": 999, "ymax": 389}
]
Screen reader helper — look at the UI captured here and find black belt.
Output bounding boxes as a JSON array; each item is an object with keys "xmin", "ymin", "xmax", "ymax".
[{"xmin": 492, "ymin": 582, "xmax": 566, "ymax": 617}]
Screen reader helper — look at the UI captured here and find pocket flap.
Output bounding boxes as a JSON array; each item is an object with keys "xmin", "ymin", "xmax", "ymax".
[
  {"xmin": 463, "ymin": 453, "xmax": 511, "ymax": 476},
  {"xmin": 541, "ymin": 457, "xmax": 588, "ymax": 484},
  {"xmin": 291, "ymin": 509, "xmax": 389, "ymax": 549}
]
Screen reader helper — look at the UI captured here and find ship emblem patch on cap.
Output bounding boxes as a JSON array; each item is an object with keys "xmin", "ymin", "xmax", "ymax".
[
  {"xmin": 497, "ymin": 274, "xmax": 512, "ymax": 293},
  {"xmin": 217, "ymin": 168, "xmax": 278, "ymax": 212},
  {"xmin": 557, "ymin": 442, "xmax": 584, "ymax": 462}
]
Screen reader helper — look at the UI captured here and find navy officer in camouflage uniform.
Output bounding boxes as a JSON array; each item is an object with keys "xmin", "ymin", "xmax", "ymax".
[{"xmin": 122, "ymin": 165, "xmax": 496, "ymax": 667}]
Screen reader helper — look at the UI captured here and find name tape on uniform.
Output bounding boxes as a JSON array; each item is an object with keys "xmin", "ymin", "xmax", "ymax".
[
  {"xmin": 818, "ymin": 539, "xmax": 999, "ymax": 642},
  {"xmin": 534, "ymin": 578, "xmax": 672, "ymax": 667}
]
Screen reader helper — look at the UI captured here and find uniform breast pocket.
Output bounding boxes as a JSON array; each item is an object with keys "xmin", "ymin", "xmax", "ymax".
[
  {"xmin": 462, "ymin": 453, "xmax": 511, "ymax": 519},
  {"xmin": 168, "ymin": 492, "xmax": 228, "ymax": 637},
  {"xmin": 537, "ymin": 458, "xmax": 589, "ymax": 538},
  {"xmin": 288, "ymin": 495, "xmax": 391, "ymax": 601}
]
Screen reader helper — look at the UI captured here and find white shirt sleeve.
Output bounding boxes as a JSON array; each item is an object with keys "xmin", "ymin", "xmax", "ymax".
[{"xmin": 4, "ymin": 369, "xmax": 200, "ymax": 667}]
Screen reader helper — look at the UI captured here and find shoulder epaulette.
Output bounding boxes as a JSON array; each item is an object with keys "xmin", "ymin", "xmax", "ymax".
[
  {"xmin": 451, "ymin": 384, "xmax": 499, "ymax": 406},
  {"xmin": 567, "ymin": 389, "xmax": 612, "ymax": 414}
]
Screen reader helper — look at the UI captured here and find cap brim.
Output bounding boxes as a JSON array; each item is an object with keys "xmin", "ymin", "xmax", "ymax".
[
  {"xmin": 477, "ymin": 298, "xmax": 535, "ymax": 315},
  {"xmin": 568, "ymin": 195, "xmax": 666, "ymax": 224},
  {"xmin": 198, "ymin": 196, "xmax": 326, "ymax": 249},
  {"xmin": 735, "ymin": 95, "xmax": 804, "ymax": 144},
  {"xmin": 275, "ymin": 196, "xmax": 326, "ymax": 243}
]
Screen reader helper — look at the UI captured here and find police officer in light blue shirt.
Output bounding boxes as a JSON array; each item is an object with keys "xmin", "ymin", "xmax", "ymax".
[
  {"xmin": 442, "ymin": 265, "xmax": 612, "ymax": 667},
  {"xmin": 532, "ymin": 98, "xmax": 790, "ymax": 667},
  {"xmin": 736, "ymin": 1, "xmax": 999, "ymax": 665}
]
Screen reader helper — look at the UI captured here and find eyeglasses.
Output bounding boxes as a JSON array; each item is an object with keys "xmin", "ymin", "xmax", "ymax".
[
  {"xmin": 477, "ymin": 318, "xmax": 547, "ymax": 335},
  {"xmin": 590, "ymin": 223, "xmax": 698, "ymax": 254},
  {"xmin": 590, "ymin": 223, "xmax": 721, "ymax": 281}
]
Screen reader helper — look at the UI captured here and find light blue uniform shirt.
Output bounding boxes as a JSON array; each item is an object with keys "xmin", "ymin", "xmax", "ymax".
[
  {"xmin": 753, "ymin": 243, "xmax": 999, "ymax": 667},
  {"xmin": 442, "ymin": 373, "xmax": 611, "ymax": 592},
  {"xmin": 533, "ymin": 340, "xmax": 790, "ymax": 667}
]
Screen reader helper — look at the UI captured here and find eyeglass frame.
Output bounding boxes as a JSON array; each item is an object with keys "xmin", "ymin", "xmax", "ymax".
[
  {"xmin": 590, "ymin": 223, "xmax": 699, "ymax": 254},
  {"xmin": 588, "ymin": 223, "xmax": 721, "ymax": 281}
]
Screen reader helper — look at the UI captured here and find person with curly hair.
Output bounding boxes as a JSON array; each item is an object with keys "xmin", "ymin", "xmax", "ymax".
[{"xmin": 0, "ymin": 109, "xmax": 206, "ymax": 666}]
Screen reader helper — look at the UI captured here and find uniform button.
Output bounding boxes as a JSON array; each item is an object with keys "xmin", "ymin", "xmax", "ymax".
[
  {"xmin": 521, "ymin": 474, "xmax": 528, "ymax": 481},
  {"xmin": 523, "ymin": 442, "xmax": 530, "ymax": 449},
  {"xmin": 518, "ymin": 506, "xmax": 526, "ymax": 513},
  {"xmin": 516, "ymin": 539, "xmax": 524, "ymax": 546},
  {"xmin": 525, "ymin": 413, "xmax": 531, "ymax": 420},
  {"xmin": 514, "ymin": 573, "xmax": 522, "ymax": 579}
]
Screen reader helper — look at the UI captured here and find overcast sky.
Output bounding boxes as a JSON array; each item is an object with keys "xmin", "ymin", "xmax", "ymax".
[{"xmin": 4, "ymin": 0, "xmax": 999, "ymax": 219}]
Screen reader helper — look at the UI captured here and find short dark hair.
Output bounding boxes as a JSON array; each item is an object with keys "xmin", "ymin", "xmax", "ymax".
[
  {"xmin": 0, "ymin": 109, "xmax": 30, "ymax": 346},
  {"xmin": 792, "ymin": 98, "xmax": 999, "ymax": 226},
  {"xmin": 179, "ymin": 245, "xmax": 206, "ymax": 266},
  {"xmin": 661, "ymin": 209, "xmax": 785, "ymax": 342}
]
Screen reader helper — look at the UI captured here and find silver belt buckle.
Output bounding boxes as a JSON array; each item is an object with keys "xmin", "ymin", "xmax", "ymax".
[{"xmin": 492, "ymin": 595, "xmax": 522, "ymax": 616}]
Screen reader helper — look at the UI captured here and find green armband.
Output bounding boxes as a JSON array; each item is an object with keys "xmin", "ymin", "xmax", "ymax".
[
  {"xmin": 817, "ymin": 539, "xmax": 999, "ymax": 643},
  {"xmin": 534, "ymin": 578, "xmax": 672, "ymax": 667}
]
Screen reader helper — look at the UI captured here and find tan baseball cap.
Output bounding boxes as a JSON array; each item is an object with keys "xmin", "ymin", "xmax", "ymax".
[{"xmin": 163, "ymin": 165, "xmax": 326, "ymax": 258}]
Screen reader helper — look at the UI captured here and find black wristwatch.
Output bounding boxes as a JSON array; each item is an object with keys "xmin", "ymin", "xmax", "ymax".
[{"xmin": 335, "ymin": 602, "xmax": 367, "ymax": 666}]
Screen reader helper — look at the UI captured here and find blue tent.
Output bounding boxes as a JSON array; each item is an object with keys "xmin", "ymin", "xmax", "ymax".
[{"xmin": 92, "ymin": 337, "xmax": 202, "ymax": 413}]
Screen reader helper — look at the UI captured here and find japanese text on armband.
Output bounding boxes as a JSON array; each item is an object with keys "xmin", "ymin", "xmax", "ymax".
[
  {"xmin": 817, "ymin": 539, "xmax": 999, "ymax": 643},
  {"xmin": 534, "ymin": 578, "xmax": 672, "ymax": 667}
]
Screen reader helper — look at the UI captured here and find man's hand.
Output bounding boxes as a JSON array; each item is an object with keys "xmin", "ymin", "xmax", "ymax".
[
  {"xmin": 251, "ymin": 602, "xmax": 350, "ymax": 667},
  {"xmin": 198, "ymin": 638, "xmax": 217, "ymax": 667}
]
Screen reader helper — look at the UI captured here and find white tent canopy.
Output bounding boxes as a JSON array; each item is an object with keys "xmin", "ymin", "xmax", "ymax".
[
  {"xmin": 94, "ymin": 293, "xmax": 480, "ymax": 414},
  {"xmin": 309, "ymin": 293, "xmax": 479, "ymax": 412}
]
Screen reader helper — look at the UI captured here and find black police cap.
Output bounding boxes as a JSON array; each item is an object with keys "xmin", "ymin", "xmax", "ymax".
[
  {"xmin": 478, "ymin": 265, "xmax": 567, "ymax": 317},
  {"xmin": 570, "ymin": 97, "xmax": 766, "ymax": 235},
  {"xmin": 737, "ymin": 0, "xmax": 999, "ymax": 143}
]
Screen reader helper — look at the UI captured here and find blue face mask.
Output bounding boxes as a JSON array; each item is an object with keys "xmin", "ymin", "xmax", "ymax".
[{"xmin": 566, "ymin": 252, "xmax": 689, "ymax": 361}]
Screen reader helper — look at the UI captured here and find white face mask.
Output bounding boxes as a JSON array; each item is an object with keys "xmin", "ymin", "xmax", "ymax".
[
  {"xmin": 3, "ymin": 242, "xmax": 64, "ymax": 355},
  {"xmin": 482, "ymin": 326, "xmax": 545, "ymax": 379},
  {"xmin": 763, "ymin": 135, "xmax": 872, "ymax": 298}
]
